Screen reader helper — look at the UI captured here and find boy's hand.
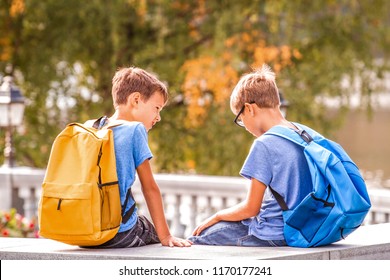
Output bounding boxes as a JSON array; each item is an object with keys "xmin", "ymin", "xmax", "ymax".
[
  {"xmin": 160, "ymin": 235, "xmax": 192, "ymax": 247},
  {"xmin": 192, "ymin": 214, "xmax": 219, "ymax": 236}
]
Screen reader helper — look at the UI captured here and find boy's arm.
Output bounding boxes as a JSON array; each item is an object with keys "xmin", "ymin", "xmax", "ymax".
[
  {"xmin": 136, "ymin": 160, "xmax": 192, "ymax": 247},
  {"xmin": 192, "ymin": 178, "xmax": 266, "ymax": 236}
]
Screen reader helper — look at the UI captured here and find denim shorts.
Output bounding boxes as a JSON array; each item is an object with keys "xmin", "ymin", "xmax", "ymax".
[
  {"xmin": 85, "ymin": 215, "xmax": 160, "ymax": 249},
  {"xmin": 188, "ymin": 221, "xmax": 286, "ymax": 247}
]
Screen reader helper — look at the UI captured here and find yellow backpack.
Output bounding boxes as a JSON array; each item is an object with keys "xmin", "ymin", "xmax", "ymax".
[{"xmin": 38, "ymin": 117, "xmax": 130, "ymax": 246}]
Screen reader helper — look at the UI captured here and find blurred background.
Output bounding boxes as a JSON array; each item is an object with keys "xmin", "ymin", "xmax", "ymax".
[{"xmin": 1, "ymin": 0, "xmax": 389, "ymax": 183}]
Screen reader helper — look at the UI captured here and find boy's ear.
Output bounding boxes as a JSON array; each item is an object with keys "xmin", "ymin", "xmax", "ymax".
[
  {"xmin": 246, "ymin": 103, "xmax": 256, "ymax": 116},
  {"xmin": 129, "ymin": 92, "xmax": 141, "ymax": 106}
]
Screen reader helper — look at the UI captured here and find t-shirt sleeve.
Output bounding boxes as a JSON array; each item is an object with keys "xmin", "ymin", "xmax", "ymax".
[
  {"xmin": 240, "ymin": 140, "xmax": 272, "ymax": 186},
  {"xmin": 132, "ymin": 124, "xmax": 153, "ymax": 168}
]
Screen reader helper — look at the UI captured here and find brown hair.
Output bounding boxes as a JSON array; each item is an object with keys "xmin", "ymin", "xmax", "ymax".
[
  {"xmin": 230, "ymin": 64, "xmax": 280, "ymax": 113},
  {"xmin": 112, "ymin": 67, "xmax": 168, "ymax": 106}
]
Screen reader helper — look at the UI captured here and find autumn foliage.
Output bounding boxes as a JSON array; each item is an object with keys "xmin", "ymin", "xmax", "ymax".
[{"xmin": 1, "ymin": 0, "xmax": 389, "ymax": 175}]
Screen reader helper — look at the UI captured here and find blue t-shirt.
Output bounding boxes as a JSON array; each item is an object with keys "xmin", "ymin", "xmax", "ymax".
[
  {"xmin": 240, "ymin": 125, "xmax": 313, "ymax": 240},
  {"xmin": 111, "ymin": 122, "xmax": 153, "ymax": 232}
]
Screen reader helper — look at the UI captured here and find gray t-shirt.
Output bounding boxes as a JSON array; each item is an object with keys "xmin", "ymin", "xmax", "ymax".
[{"xmin": 240, "ymin": 126, "xmax": 313, "ymax": 240}]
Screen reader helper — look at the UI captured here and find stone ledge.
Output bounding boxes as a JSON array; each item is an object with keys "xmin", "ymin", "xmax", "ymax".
[{"xmin": 1, "ymin": 223, "xmax": 390, "ymax": 260}]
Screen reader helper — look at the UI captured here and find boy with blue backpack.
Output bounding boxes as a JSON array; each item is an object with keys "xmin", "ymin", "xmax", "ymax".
[{"xmin": 189, "ymin": 64, "xmax": 370, "ymax": 247}]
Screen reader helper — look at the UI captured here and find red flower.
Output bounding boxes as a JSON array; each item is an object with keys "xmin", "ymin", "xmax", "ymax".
[
  {"xmin": 4, "ymin": 213, "xmax": 11, "ymax": 221},
  {"xmin": 0, "ymin": 209, "xmax": 39, "ymax": 238}
]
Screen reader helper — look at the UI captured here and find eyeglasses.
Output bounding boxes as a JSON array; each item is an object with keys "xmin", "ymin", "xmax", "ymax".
[{"xmin": 234, "ymin": 102, "xmax": 255, "ymax": 128}]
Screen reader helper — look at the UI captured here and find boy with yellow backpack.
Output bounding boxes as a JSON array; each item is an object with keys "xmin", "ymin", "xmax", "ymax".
[{"xmin": 39, "ymin": 67, "xmax": 192, "ymax": 248}]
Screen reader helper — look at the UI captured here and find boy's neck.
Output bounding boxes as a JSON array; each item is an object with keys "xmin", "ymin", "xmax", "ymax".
[
  {"xmin": 109, "ymin": 108, "xmax": 134, "ymax": 122},
  {"xmin": 262, "ymin": 109, "xmax": 295, "ymax": 132},
  {"xmin": 275, "ymin": 118, "xmax": 295, "ymax": 129}
]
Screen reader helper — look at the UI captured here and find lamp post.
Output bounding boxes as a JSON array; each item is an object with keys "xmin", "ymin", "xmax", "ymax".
[{"xmin": 0, "ymin": 76, "xmax": 26, "ymax": 167}]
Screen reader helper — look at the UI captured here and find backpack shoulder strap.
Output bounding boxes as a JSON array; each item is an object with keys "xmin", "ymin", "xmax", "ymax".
[
  {"xmin": 265, "ymin": 123, "xmax": 314, "ymax": 147},
  {"xmin": 269, "ymin": 186, "xmax": 289, "ymax": 211},
  {"xmin": 92, "ymin": 116, "xmax": 107, "ymax": 129},
  {"xmin": 88, "ymin": 116, "xmax": 128, "ymax": 130},
  {"xmin": 90, "ymin": 116, "xmax": 134, "ymax": 223},
  {"xmin": 265, "ymin": 123, "xmax": 317, "ymax": 211}
]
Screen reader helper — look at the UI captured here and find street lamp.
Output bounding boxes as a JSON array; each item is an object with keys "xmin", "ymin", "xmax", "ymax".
[{"xmin": 0, "ymin": 76, "xmax": 26, "ymax": 167}]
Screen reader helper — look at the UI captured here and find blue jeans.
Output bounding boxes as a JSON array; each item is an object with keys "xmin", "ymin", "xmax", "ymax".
[{"xmin": 188, "ymin": 221, "xmax": 287, "ymax": 247}]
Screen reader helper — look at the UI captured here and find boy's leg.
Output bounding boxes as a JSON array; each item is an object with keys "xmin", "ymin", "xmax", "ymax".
[
  {"xmin": 188, "ymin": 221, "xmax": 245, "ymax": 246},
  {"xmin": 129, "ymin": 215, "xmax": 160, "ymax": 246},
  {"xmin": 88, "ymin": 215, "xmax": 160, "ymax": 248},
  {"xmin": 188, "ymin": 221, "xmax": 286, "ymax": 247}
]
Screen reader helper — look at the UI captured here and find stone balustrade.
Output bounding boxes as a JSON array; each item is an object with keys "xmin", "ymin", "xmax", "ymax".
[{"xmin": 1, "ymin": 167, "xmax": 389, "ymax": 238}]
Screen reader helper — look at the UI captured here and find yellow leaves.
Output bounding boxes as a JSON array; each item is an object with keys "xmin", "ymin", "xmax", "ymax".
[
  {"xmin": 180, "ymin": 30, "xmax": 303, "ymax": 128},
  {"xmin": 1, "ymin": 0, "xmax": 25, "ymax": 61},
  {"xmin": 128, "ymin": 0, "xmax": 147, "ymax": 20},
  {"xmin": 224, "ymin": 30, "xmax": 262, "ymax": 54},
  {"xmin": 186, "ymin": 160, "xmax": 196, "ymax": 171},
  {"xmin": 181, "ymin": 55, "xmax": 239, "ymax": 128},
  {"xmin": 225, "ymin": 37, "xmax": 236, "ymax": 48},
  {"xmin": 241, "ymin": 32, "xmax": 252, "ymax": 44},
  {"xmin": 223, "ymin": 31, "xmax": 302, "ymax": 74},
  {"xmin": 293, "ymin": 49, "xmax": 303, "ymax": 60},
  {"xmin": 0, "ymin": 38, "xmax": 12, "ymax": 62},
  {"xmin": 252, "ymin": 40, "xmax": 302, "ymax": 73},
  {"xmin": 187, "ymin": 0, "xmax": 207, "ymax": 40},
  {"xmin": 10, "ymin": 0, "xmax": 25, "ymax": 17}
]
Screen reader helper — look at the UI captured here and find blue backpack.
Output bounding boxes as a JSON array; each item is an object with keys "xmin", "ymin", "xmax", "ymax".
[{"xmin": 265, "ymin": 123, "xmax": 371, "ymax": 247}]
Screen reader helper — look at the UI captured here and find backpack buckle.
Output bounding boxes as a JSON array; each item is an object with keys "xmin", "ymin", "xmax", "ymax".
[{"xmin": 297, "ymin": 129, "xmax": 313, "ymax": 144}]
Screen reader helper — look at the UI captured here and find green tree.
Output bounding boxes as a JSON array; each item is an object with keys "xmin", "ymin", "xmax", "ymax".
[{"xmin": 1, "ymin": 0, "xmax": 389, "ymax": 175}]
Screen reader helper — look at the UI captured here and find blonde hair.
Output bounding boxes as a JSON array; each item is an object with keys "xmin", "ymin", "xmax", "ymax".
[
  {"xmin": 230, "ymin": 64, "xmax": 280, "ymax": 113},
  {"xmin": 112, "ymin": 67, "xmax": 168, "ymax": 107}
]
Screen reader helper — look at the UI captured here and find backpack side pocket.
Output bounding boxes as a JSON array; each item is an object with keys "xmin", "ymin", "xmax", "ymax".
[
  {"xmin": 284, "ymin": 193, "xmax": 334, "ymax": 243},
  {"xmin": 99, "ymin": 182, "xmax": 121, "ymax": 231}
]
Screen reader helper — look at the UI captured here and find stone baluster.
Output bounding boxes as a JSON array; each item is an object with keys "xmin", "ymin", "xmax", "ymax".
[
  {"xmin": 205, "ymin": 196, "xmax": 213, "ymax": 218},
  {"xmin": 0, "ymin": 169, "xmax": 12, "ymax": 211},
  {"xmin": 18, "ymin": 187, "xmax": 37, "ymax": 220},
  {"xmin": 221, "ymin": 196, "xmax": 227, "ymax": 209},
  {"xmin": 384, "ymin": 212, "xmax": 390, "ymax": 223},
  {"xmin": 170, "ymin": 194, "xmax": 185, "ymax": 238},
  {"xmin": 161, "ymin": 193, "xmax": 172, "ymax": 226},
  {"xmin": 184, "ymin": 195, "xmax": 198, "ymax": 238},
  {"xmin": 370, "ymin": 211, "xmax": 377, "ymax": 224}
]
